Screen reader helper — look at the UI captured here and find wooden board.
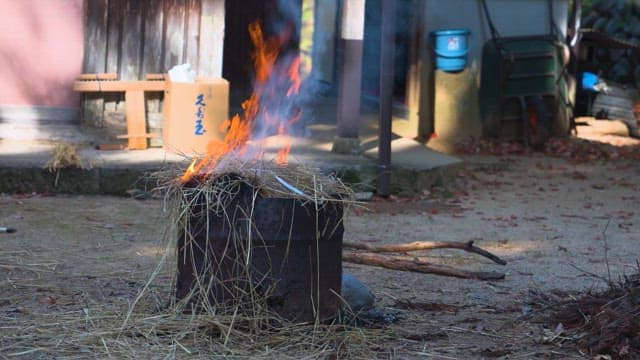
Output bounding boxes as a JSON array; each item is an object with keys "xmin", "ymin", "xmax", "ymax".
[
  {"xmin": 185, "ymin": 0, "xmax": 201, "ymax": 70},
  {"xmin": 77, "ymin": 73, "xmax": 118, "ymax": 80},
  {"xmin": 116, "ymin": 133, "xmax": 160, "ymax": 139},
  {"xmin": 141, "ymin": 0, "xmax": 165, "ymax": 113},
  {"xmin": 82, "ymin": 0, "xmax": 226, "ymax": 80},
  {"xmin": 79, "ymin": 0, "xmax": 228, "ymax": 148},
  {"xmin": 199, "ymin": 0, "xmax": 225, "ymax": 78},
  {"xmin": 124, "ymin": 90, "xmax": 148, "ymax": 149},
  {"xmin": 74, "ymin": 78, "xmax": 166, "ymax": 150},
  {"xmin": 121, "ymin": 0, "xmax": 143, "ymax": 80},
  {"xmin": 73, "ymin": 80, "xmax": 166, "ymax": 92},
  {"xmin": 145, "ymin": 73, "xmax": 166, "ymax": 80},
  {"xmin": 105, "ymin": 0, "xmax": 125, "ymax": 112},
  {"xmin": 163, "ymin": 0, "xmax": 186, "ymax": 69},
  {"xmin": 82, "ymin": 0, "xmax": 108, "ymax": 127}
]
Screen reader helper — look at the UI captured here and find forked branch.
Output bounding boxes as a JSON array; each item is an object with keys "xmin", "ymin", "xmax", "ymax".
[
  {"xmin": 343, "ymin": 240, "xmax": 507, "ymax": 265},
  {"xmin": 342, "ymin": 252, "xmax": 505, "ymax": 280}
]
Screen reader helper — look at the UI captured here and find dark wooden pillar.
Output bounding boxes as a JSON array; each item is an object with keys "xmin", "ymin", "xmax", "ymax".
[
  {"xmin": 404, "ymin": 0, "xmax": 432, "ymax": 140},
  {"xmin": 333, "ymin": 0, "xmax": 365, "ymax": 154},
  {"xmin": 81, "ymin": 0, "xmax": 108, "ymax": 127},
  {"xmin": 377, "ymin": 0, "xmax": 395, "ymax": 196}
]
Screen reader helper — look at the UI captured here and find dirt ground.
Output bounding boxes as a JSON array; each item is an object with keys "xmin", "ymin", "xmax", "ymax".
[{"xmin": 1, "ymin": 141, "xmax": 639, "ymax": 358}]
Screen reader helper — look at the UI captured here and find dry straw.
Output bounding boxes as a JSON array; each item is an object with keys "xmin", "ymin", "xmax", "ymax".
[
  {"xmin": 1, "ymin": 158, "xmax": 393, "ymax": 358},
  {"xmin": 124, "ymin": 158, "xmax": 370, "ymax": 356},
  {"xmin": 155, "ymin": 158, "xmax": 352, "ymax": 315},
  {"xmin": 44, "ymin": 142, "xmax": 92, "ymax": 186}
]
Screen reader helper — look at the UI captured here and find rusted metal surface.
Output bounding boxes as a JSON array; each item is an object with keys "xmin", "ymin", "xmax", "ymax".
[{"xmin": 176, "ymin": 180, "xmax": 344, "ymax": 322}]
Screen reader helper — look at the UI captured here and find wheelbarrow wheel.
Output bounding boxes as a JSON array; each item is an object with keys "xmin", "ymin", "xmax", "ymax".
[
  {"xmin": 525, "ymin": 95, "xmax": 549, "ymax": 148},
  {"xmin": 552, "ymin": 75, "xmax": 576, "ymax": 137}
]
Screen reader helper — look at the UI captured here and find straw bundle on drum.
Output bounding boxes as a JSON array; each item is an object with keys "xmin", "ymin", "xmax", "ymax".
[{"xmin": 163, "ymin": 161, "xmax": 351, "ymax": 325}]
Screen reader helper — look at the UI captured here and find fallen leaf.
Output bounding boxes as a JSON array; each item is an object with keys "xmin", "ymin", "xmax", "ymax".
[
  {"xmin": 619, "ymin": 342, "xmax": 630, "ymax": 356},
  {"xmin": 554, "ymin": 322, "xmax": 564, "ymax": 335},
  {"xmin": 39, "ymin": 294, "xmax": 58, "ymax": 305},
  {"xmin": 593, "ymin": 355, "xmax": 612, "ymax": 360},
  {"xmin": 479, "ymin": 348, "xmax": 513, "ymax": 358}
]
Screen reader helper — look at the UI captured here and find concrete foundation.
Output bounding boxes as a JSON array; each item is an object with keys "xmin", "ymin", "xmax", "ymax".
[{"xmin": 427, "ymin": 67, "xmax": 482, "ymax": 154}]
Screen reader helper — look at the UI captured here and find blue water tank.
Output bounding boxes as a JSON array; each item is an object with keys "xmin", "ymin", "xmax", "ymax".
[{"xmin": 431, "ymin": 28, "xmax": 471, "ymax": 72}]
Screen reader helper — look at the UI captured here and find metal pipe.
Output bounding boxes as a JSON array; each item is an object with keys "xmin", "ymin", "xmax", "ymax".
[{"xmin": 377, "ymin": 0, "xmax": 395, "ymax": 197}]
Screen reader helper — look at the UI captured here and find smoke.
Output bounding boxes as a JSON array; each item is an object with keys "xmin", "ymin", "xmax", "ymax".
[{"xmin": 247, "ymin": 0, "xmax": 320, "ymax": 142}]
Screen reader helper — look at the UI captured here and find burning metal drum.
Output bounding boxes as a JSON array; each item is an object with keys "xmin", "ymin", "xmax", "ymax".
[{"xmin": 175, "ymin": 176, "xmax": 344, "ymax": 323}]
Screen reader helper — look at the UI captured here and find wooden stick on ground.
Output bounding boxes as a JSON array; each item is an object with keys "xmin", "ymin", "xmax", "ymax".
[
  {"xmin": 343, "ymin": 240, "xmax": 507, "ymax": 265},
  {"xmin": 342, "ymin": 252, "xmax": 505, "ymax": 281}
]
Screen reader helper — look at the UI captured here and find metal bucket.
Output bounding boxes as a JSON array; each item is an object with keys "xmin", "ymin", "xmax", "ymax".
[{"xmin": 175, "ymin": 180, "xmax": 344, "ymax": 322}]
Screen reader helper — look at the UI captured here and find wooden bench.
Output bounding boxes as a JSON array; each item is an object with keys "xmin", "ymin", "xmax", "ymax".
[{"xmin": 73, "ymin": 73, "xmax": 166, "ymax": 150}]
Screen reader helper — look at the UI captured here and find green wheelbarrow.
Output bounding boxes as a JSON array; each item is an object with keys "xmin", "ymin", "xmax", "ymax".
[
  {"xmin": 478, "ymin": 0, "xmax": 575, "ymax": 147},
  {"xmin": 479, "ymin": 35, "xmax": 574, "ymax": 146}
]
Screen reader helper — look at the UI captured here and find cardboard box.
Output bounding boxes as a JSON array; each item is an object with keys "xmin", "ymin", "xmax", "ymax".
[{"xmin": 163, "ymin": 78, "xmax": 229, "ymax": 155}]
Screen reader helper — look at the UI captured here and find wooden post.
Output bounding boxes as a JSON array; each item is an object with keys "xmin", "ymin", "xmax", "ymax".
[
  {"xmin": 311, "ymin": 0, "xmax": 338, "ymax": 87},
  {"xmin": 82, "ymin": 0, "xmax": 108, "ymax": 127},
  {"xmin": 141, "ymin": 0, "xmax": 165, "ymax": 113},
  {"xmin": 378, "ymin": 0, "xmax": 395, "ymax": 197},
  {"xmin": 124, "ymin": 90, "xmax": 148, "ymax": 150},
  {"xmin": 185, "ymin": 0, "xmax": 201, "ymax": 70},
  {"xmin": 198, "ymin": 0, "xmax": 225, "ymax": 78},
  {"xmin": 404, "ymin": 0, "xmax": 432, "ymax": 140},
  {"xmin": 333, "ymin": 0, "xmax": 366, "ymax": 153},
  {"xmin": 103, "ymin": 0, "xmax": 124, "ymax": 115},
  {"xmin": 163, "ymin": 0, "xmax": 186, "ymax": 70},
  {"xmin": 121, "ymin": 0, "xmax": 143, "ymax": 80}
]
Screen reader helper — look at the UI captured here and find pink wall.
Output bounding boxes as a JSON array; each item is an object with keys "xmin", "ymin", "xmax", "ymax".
[{"xmin": 0, "ymin": 0, "xmax": 83, "ymax": 107}]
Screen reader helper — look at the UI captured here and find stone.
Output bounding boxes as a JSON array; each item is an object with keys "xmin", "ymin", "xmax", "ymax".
[
  {"xmin": 341, "ymin": 272, "xmax": 374, "ymax": 312},
  {"xmin": 592, "ymin": 0, "xmax": 615, "ymax": 14},
  {"xmin": 635, "ymin": 66, "xmax": 640, "ymax": 88},
  {"xmin": 352, "ymin": 191, "xmax": 374, "ymax": 201},
  {"xmin": 631, "ymin": 22, "xmax": 640, "ymax": 37},
  {"xmin": 605, "ymin": 18, "xmax": 622, "ymax": 34},
  {"xmin": 331, "ymin": 136, "xmax": 361, "ymax": 155},
  {"xmin": 592, "ymin": 17, "xmax": 608, "ymax": 32},
  {"xmin": 609, "ymin": 49, "xmax": 627, "ymax": 63},
  {"xmin": 595, "ymin": 48, "xmax": 610, "ymax": 62},
  {"xmin": 582, "ymin": 12, "xmax": 599, "ymax": 28},
  {"xmin": 611, "ymin": 58, "xmax": 631, "ymax": 82},
  {"xmin": 623, "ymin": 23, "xmax": 635, "ymax": 37}
]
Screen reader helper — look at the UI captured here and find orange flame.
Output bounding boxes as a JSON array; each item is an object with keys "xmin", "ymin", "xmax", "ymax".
[{"xmin": 181, "ymin": 21, "xmax": 301, "ymax": 183}]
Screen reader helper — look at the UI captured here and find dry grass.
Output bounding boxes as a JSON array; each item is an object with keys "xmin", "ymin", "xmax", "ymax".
[
  {"xmin": 120, "ymin": 159, "xmax": 370, "ymax": 358},
  {"xmin": 0, "ymin": 161, "xmax": 392, "ymax": 358},
  {"xmin": 152, "ymin": 157, "xmax": 351, "ymax": 316},
  {"xmin": 44, "ymin": 143, "xmax": 89, "ymax": 172},
  {"xmin": 0, "ymin": 274, "xmax": 385, "ymax": 359},
  {"xmin": 535, "ymin": 273, "xmax": 640, "ymax": 358},
  {"xmin": 44, "ymin": 142, "xmax": 92, "ymax": 187}
]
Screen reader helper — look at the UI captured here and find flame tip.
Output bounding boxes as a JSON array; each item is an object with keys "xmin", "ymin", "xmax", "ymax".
[{"xmin": 181, "ymin": 20, "xmax": 299, "ymax": 180}]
